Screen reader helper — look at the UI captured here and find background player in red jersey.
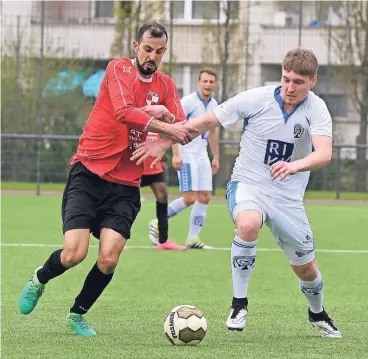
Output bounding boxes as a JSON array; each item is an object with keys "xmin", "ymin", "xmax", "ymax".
[
  {"xmin": 140, "ymin": 132, "xmax": 186, "ymax": 251},
  {"xmin": 18, "ymin": 22, "xmax": 196, "ymax": 336}
]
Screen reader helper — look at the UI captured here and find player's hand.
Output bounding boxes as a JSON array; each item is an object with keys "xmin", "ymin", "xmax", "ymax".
[
  {"xmin": 165, "ymin": 122, "xmax": 199, "ymax": 145},
  {"xmin": 270, "ymin": 161, "xmax": 299, "ymax": 181},
  {"xmin": 130, "ymin": 138, "xmax": 172, "ymax": 167},
  {"xmin": 172, "ymin": 155, "xmax": 182, "ymax": 170},
  {"xmin": 211, "ymin": 157, "xmax": 219, "ymax": 175},
  {"xmin": 141, "ymin": 105, "xmax": 174, "ymax": 122}
]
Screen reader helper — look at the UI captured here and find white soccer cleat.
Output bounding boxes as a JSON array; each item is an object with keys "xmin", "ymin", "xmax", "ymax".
[
  {"xmin": 186, "ymin": 238, "xmax": 213, "ymax": 249},
  {"xmin": 149, "ymin": 219, "xmax": 159, "ymax": 245},
  {"xmin": 308, "ymin": 308, "xmax": 342, "ymax": 338},
  {"xmin": 226, "ymin": 306, "xmax": 248, "ymax": 331}
]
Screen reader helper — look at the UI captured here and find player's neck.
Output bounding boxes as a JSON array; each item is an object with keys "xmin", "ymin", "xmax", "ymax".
[
  {"xmin": 283, "ymin": 103, "xmax": 296, "ymax": 114},
  {"xmin": 198, "ymin": 91, "xmax": 210, "ymax": 104}
]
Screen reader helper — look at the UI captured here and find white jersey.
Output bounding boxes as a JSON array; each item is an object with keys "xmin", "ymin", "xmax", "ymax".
[
  {"xmin": 213, "ymin": 85, "xmax": 332, "ymax": 201},
  {"xmin": 179, "ymin": 92, "xmax": 218, "ymax": 160}
]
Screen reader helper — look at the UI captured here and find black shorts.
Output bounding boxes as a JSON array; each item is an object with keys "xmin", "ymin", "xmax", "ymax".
[
  {"xmin": 140, "ymin": 172, "xmax": 165, "ymax": 187},
  {"xmin": 61, "ymin": 162, "xmax": 141, "ymax": 240}
]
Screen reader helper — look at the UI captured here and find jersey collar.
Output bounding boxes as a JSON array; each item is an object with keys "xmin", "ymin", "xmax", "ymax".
[
  {"xmin": 274, "ymin": 86, "xmax": 306, "ymax": 122},
  {"xmin": 196, "ymin": 91, "xmax": 211, "ymax": 109}
]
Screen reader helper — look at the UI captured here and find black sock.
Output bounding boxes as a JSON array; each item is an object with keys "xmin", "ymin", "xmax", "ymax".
[
  {"xmin": 70, "ymin": 262, "xmax": 113, "ymax": 315},
  {"xmin": 156, "ymin": 201, "xmax": 168, "ymax": 244},
  {"xmin": 232, "ymin": 297, "xmax": 248, "ymax": 308},
  {"xmin": 37, "ymin": 249, "xmax": 68, "ymax": 285}
]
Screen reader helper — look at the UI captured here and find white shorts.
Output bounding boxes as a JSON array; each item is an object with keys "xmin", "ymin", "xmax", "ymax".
[
  {"xmin": 177, "ymin": 158, "xmax": 212, "ymax": 192},
  {"xmin": 226, "ymin": 181, "xmax": 315, "ymax": 266}
]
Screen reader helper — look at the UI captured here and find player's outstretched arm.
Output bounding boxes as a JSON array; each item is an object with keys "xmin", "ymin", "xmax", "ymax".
[
  {"xmin": 270, "ymin": 135, "xmax": 332, "ymax": 181},
  {"xmin": 131, "ymin": 111, "xmax": 221, "ymax": 167}
]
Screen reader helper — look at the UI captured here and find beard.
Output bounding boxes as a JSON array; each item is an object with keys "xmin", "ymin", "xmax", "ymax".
[{"xmin": 136, "ymin": 58, "xmax": 157, "ymax": 76}]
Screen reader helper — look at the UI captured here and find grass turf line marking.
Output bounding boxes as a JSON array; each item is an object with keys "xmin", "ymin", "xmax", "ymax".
[{"xmin": 1, "ymin": 242, "xmax": 368, "ymax": 254}]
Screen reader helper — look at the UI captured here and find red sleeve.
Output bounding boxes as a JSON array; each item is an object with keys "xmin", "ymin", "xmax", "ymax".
[
  {"xmin": 163, "ymin": 77, "xmax": 186, "ymax": 123},
  {"xmin": 106, "ymin": 59, "xmax": 152, "ymax": 131}
]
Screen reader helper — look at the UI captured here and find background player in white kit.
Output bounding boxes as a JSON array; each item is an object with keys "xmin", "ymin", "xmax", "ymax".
[
  {"xmin": 133, "ymin": 48, "xmax": 341, "ymax": 338},
  {"xmin": 150, "ymin": 68, "xmax": 220, "ymax": 249}
]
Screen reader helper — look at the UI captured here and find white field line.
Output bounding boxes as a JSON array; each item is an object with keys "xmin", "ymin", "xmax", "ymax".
[{"xmin": 1, "ymin": 242, "xmax": 368, "ymax": 254}]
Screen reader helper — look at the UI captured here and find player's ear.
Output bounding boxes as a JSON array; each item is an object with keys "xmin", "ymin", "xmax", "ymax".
[
  {"xmin": 310, "ymin": 75, "xmax": 317, "ymax": 89},
  {"xmin": 133, "ymin": 40, "xmax": 138, "ymax": 53}
]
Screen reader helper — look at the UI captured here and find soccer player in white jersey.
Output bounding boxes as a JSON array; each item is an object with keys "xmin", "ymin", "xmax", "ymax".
[
  {"xmin": 150, "ymin": 68, "xmax": 220, "ymax": 249},
  {"xmin": 132, "ymin": 48, "xmax": 341, "ymax": 338}
]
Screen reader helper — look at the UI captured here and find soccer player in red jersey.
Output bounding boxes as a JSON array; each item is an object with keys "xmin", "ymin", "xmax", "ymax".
[
  {"xmin": 140, "ymin": 132, "xmax": 186, "ymax": 250},
  {"xmin": 18, "ymin": 22, "xmax": 195, "ymax": 336}
]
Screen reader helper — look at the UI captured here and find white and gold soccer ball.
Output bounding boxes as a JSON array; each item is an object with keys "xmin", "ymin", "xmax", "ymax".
[{"xmin": 163, "ymin": 305, "xmax": 208, "ymax": 346}]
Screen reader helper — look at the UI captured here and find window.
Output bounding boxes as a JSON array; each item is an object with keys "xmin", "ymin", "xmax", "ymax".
[
  {"xmin": 170, "ymin": 1, "xmax": 185, "ymax": 19},
  {"xmin": 192, "ymin": 1, "xmax": 220, "ymax": 20},
  {"xmin": 169, "ymin": 0, "xmax": 239, "ymax": 22},
  {"xmin": 95, "ymin": 1, "xmax": 114, "ymax": 17},
  {"xmin": 171, "ymin": 67, "xmax": 184, "ymax": 98},
  {"xmin": 95, "ymin": 1, "xmax": 134, "ymax": 18},
  {"xmin": 320, "ymin": 94, "xmax": 348, "ymax": 117}
]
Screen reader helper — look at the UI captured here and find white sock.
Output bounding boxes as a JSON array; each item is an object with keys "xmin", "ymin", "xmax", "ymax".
[
  {"xmin": 167, "ymin": 197, "xmax": 187, "ymax": 218},
  {"xmin": 187, "ymin": 201, "xmax": 208, "ymax": 240},
  {"xmin": 300, "ymin": 270, "xmax": 324, "ymax": 313},
  {"xmin": 231, "ymin": 235, "xmax": 256, "ymax": 298}
]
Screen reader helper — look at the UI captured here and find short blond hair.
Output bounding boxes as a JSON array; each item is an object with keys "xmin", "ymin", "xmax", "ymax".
[{"xmin": 282, "ymin": 48, "xmax": 318, "ymax": 78}]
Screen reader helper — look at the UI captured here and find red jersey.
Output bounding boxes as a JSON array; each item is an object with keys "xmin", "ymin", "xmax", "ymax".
[
  {"xmin": 143, "ymin": 132, "xmax": 164, "ymax": 175},
  {"xmin": 70, "ymin": 58, "xmax": 185, "ymax": 187}
]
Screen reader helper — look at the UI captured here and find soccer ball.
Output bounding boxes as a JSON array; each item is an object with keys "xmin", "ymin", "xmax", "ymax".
[{"xmin": 163, "ymin": 305, "xmax": 208, "ymax": 346}]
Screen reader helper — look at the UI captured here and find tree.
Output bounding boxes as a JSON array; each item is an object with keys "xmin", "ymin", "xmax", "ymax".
[
  {"xmin": 1, "ymin": 17, "xmax": 92, "ymax": 183},
  {"xmin": 201, "ymin": 1, "xmax": 247, "ymax": 185},
  {"xmin": 110, "ymin": 1, "xmax": 166, "ymax": 58},
  {"xmin": 332, "ymin": 1, "xmax": 368, "ymax": 191}
]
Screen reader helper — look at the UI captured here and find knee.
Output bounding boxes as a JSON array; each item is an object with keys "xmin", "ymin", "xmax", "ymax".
[
  {"xmin": 61, "ymin": 248, "xmax": 88, "ymax": 267},
  {"xmin": 236, "ymin": 223, "xmax": 259, "ymax": 241},
  {"xmin": 235, "ymin": 211, "xmax": 261, "ymax": 241},
  {"xmin": 183, "ymin": 192, "xmax": 196, "ymax": 206},
  {"xmin": 294, "ymin": 260, "xmax": 318, "ymax": 281},
  {"xmin": 198, "ymin": 192, "xmax": 211, "ymax": 205},
  {"xmin": 98, "ymin": 254, "xmax": 119, "ymax": 274}
]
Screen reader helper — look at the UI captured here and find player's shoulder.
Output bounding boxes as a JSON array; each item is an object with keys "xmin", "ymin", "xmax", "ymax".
[
  {"xmin": 106, "ymin": 58, "xmax": 135, "ymax": 76},
  {"xmin": 181, "ymin": 92, "xmax": 197, "ymax": 101},
  {"xmin": 305, "ymin": 90, "xmax": 328, "ymax": 108},
  {"xmin": 210, "ymin": 96, "xmax": 219, "ymax": 106},
  {"xmin": 155, "ymin": 69, "xmax": 175, "ymax": 87}
]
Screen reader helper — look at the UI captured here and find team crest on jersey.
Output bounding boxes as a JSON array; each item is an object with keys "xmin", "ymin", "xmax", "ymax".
[
  {"xmin": 146, "ymin": 91, "xmax": 160, "ymax": 105},
  {"xmin": 294, "ymin": 124, "xmax": 304, "ymax": 138}
]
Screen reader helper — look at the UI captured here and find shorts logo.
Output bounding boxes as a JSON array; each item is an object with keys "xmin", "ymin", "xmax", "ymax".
[
  {"xmin": 233, "ymin": 255, "xmax": 256, "ymax": 270},
  {"xmin": 295, "ymin": 249, "xmax": 314, "ymax": 257},
  {"xmin": 264, "ymin": 140, "xmax": 294, "ymax": 166},
  {"xmin": 146, "ymin": 91, "xmax": 160, "ymax": 105},
  {"xmin": 303, "ymin": 235, "xmax": 313, "ymax": 244},
  {"xmin": 294, "ymin": 124, "xmax": 304, "ymax": 138}
]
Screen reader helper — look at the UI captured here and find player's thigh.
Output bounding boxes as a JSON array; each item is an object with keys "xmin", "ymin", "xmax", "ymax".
[
  {"xmin": 62, "ymin": 162, "xmax": 101, "ymax": 235},
  {"xmin": 177, "ymin": 162, "xmax": 199, "ymax": 192},
  {"xmin": 197, "ymin": 158, "xmax": 213, "ymax": 193},
  {"xmin": 226, "ymin": 181, "xmax": 266, "ymax": 224},
  {"xmin": 98, "ymin": 183, "xmax": 141, "ymax": 241},
  {"xmin": 267, "ymin": 200, "xmax": 315, "ymax": 266}
]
